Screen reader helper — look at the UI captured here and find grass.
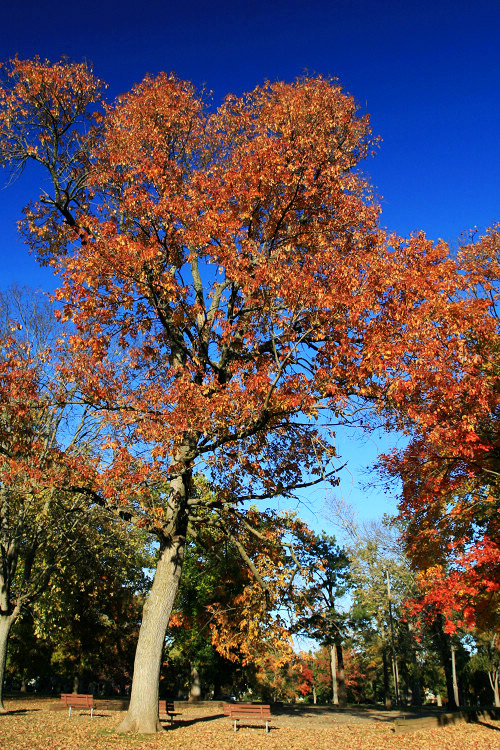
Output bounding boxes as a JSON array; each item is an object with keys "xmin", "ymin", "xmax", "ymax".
[{"xmin": 0, "ymin": 697, "xmax": 498, "ymax": 750}]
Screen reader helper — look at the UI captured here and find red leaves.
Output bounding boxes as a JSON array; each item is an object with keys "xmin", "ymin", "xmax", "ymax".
[{"xmin": 377, "ymin": 226, "xmax": 500, "ymax": 632}]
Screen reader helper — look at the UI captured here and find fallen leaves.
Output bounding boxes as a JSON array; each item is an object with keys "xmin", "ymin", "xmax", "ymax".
[{"xmin": 0, "ymin": 699, "xmax": 498, "ymax": 750}]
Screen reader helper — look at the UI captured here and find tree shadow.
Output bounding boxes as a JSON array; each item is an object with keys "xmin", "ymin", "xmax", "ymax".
[
  {"xmin": 161, "ymin": 712, "xmax": 225, "ymax": 729},
  {"xmin": 274, "ymin": 705, "xmax": 400, "ymax": 723},
  {"xmin": 225, "ymin": 723, "xmax": 279, "ymax": 733},
  {"xmin": 477, "ymin": 721, "xmax": 500, "ymax": 732},
  {"xmin": 0, "ymin": 708, "xmax": 41, "ymax": 715}
]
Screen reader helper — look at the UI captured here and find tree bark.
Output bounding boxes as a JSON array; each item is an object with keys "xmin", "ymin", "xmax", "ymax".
[
  {"xmin": 116, "ymin": 528, "xmax": 186, "ymax": 733},
  {"xmin": 451, "ymin": 644, "xmax": 460, "ymax": 708},
  {"xmin": 0, "ymin": 612, "xmax": 18, "ymax": 713},
  {"xmin": 335, "ymin": 641, "xmax": 346, "ymax": 706},
  {"xmin": 431, "ymin": 618, "xmax": 458, "ymax": 710},
  {"xmin": 489, "ymin": 670, "xmax": 500, "ymax": 707},
  {"xmin": 189, "ymin": 663, "xmax": 202, "ymax": 701},
  {"xmin": 330, "ymin": 642, "xmax": 338, "ymax": 704},
  {"xmin": 382, "ymin": 645, "xmax": 391, "ymax": 708}
]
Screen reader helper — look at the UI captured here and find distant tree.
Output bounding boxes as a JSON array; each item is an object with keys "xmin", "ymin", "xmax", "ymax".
[
  {"xmin": 0, "ymin": 286, "xmax": 104, "ymax": 711},
  {"xmin": 166, "ymin": 500, "xmax": 311, "ymax": 698},
  {"xmin": 293, "ymin": 531, "xmax": 350, "ymax": 704},
  {"xmin": 253, "ymin": 648, "xmax": 312, "ymax": 702},
  {"xmin": 35, "ymin": 516, "xmax": 152, "ymax": 694},
  {"xmin": 300, "ymin": 647, "xmax": 332, "ymax": 704},
  {"xmin": 468, "ymin": 631, "xmax": 500, "ymax": 707}
]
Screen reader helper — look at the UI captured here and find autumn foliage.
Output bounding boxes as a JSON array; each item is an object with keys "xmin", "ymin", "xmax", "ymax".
[
  {"xmin": 2, "ymin": 55, "xmax": 500, "ymax": 728},
  {"xmin": 379, "ymin": 227, "xmax": 500, "ymax": 634}
]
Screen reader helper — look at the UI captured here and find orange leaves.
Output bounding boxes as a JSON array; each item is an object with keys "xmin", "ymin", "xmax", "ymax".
[
  {"xmin": 7, "ymin": 59, "xmax": 500, "ymax": 610},
  {"xmin": 376, "ymin": 227, "xmax": 500, "ymax": 632},
  {"xmin": 0, "ymin": 56, "xmax": 103, "ymax": 176}
]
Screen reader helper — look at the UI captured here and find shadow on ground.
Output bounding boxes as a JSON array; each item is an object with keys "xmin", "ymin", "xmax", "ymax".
[{"xmin": 160, "ymin": 712, "xmax": 225, "ymax": 729}]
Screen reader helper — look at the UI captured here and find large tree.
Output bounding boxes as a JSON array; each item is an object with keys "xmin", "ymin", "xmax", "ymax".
[{"xmin": 0, "ymin": 57, "xmax": 471, "ymax": 732}]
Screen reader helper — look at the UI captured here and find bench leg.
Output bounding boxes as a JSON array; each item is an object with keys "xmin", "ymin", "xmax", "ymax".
[
  {"xmin": 91, "ymin": 707, "xmax": 94, "ymax": 719},
  {"xmin": 234, "ymin": 719, "xmax": 237, "ymax": 732},
  {"xmin": 266, "ymin": 720, "xmax": 269, "ymax": 733},
  {"xmin": 68, "ymin": 706, "xmax": 72, "ymax": 718}
]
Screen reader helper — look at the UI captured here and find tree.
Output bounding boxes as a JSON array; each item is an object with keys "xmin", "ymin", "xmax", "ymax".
[
  {"xmin": 378, "ymin": 226, "xmax": 500, "ymax": 634},
  {"xmin": 300, "ymin": 648, "xmax": 332, "ymax": 704},
  {"xmin": 0, "ymin": 286, "xmax": 105, "ymax": 711},
  {"xmin": 468, "ymin": 631, "xmax": 500, "ymax": 707},
  {"xmin": 253, "ymin": 648, "xmax": 310, "ymax": 702},
  {"xmin": 0, "ymin": 57, "xmax": 471, "ymax": 732},
  {"xmin": 34, "ymin": 515, "xmax": 152, "ymax": 695},
  {"xmin": 292, "ymin": 532, "xmax": 350, "ymax": 704},
  {"xmin": 166, "ymin": 502, "xmax": 314, "ymax": 701}
]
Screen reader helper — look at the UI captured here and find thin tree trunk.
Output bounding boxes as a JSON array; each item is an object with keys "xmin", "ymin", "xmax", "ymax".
[
  {"xmin": 386, "ymin": 571, "xmax": 400, "ymax": 706},
  {"xmin": 432, "ymin": 617, "xmax": 458, "ymax": 710},
  {"xmin": 335, "ymin": 641, "xmax": 346, "ymax": 706},
  {"xmin": 189, "ymin": 664, "xmax": 202, "ymax": 701},
  {"xmin": 382, "ymin": 645, "xmax": 391, "ymax": 708},
  {"xmin": 0, "ymin": 612, "xmax": 18, "ymax": 713},
  {"xmin": 489, "ymin": 670, "xmax": 500, "ymax": 707},
  {"xmin": 312, "ymin": 684, "xmax": 317, "ymax": 704},
  {"xmin": 451, "ymin": 644, "xmax": 460, "ymax": 708},
  {"xmin": 116, "ymin": 532, "xmax": 186, "ymax": 733},
  {"xmin": 330, "ymin": 643, "xmax": 338, "ymax": 704}
]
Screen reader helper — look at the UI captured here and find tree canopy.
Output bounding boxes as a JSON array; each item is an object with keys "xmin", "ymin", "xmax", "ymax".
[{"xmin": 1, "ymin": 56, "xmax": 498, "ymax": 731}]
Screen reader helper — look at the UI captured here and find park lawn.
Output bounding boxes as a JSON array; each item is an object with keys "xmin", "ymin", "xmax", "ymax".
[{"xmin": 0, "ymin": 698, "xmax": 498, "ymax": 750}]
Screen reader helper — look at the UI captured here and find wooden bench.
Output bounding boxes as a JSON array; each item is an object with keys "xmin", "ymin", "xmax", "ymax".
[
  {"xmin": 158, "ymin": 699, "xmax": 182, "ymax": 725},
  {"xmin": 223, "ymin": 702, "xmax": 274, "ymax": 733},
  {"xmin": 60, "ymin": 693, "xmax": 96, "ymax": 718}
]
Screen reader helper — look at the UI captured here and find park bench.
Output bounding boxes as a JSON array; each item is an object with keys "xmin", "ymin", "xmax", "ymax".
[
  {"xmin": 60, "ymin": 693, "xmax": 96, "ymax": 718},
  {"xmin": 158, "ymin": 699, "xmax": 182, "ymax": 725},
  {"xmin": 223, "ymin": 702, "xmax": 274, "ymax": 733}
]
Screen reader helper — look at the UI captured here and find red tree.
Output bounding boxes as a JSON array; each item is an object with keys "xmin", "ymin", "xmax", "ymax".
[
  {"xmin": 379, "ymin": 226, "xmax": 500, "ymax": 634},
  {"xmin": 0, "ymin": 57, "xmax": 472, "ymax": 731}
]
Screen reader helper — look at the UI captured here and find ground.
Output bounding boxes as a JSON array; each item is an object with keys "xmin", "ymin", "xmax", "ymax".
[{"xmin": 0, "ymin": 697, "xmax": 498, "ymax": 750}]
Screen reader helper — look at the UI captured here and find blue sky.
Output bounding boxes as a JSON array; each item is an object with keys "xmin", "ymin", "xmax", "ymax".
[{"xmin": 1, "ymin": 0, "xmax": 498, "ymax": 528}]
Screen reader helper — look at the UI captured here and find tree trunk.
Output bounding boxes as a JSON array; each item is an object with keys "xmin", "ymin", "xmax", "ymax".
[
  {"xmin": 431, "ymin": 618, "xmax": 458, "ymax": 710},
  {"xmin": 489, "ymin": 670, "xmax": 500, "ymax": 707},
  {"xmin": 330, "ymin": 643, "xmax": 338, "ymax": 704},
  {"xmin": 0, "ymin": 612, "xmax": 18, "ymax": 713},
  {"xmin": 116, "ymin": 531, "xmax": 186, "ymax": 733},
  {"xmin": 335, "ymin": 641, "xmax": 346, "ymax": 706},
  {"xmin": 312, "ymin": 684, "xmax": 317, "ymax": 704},
  {"xmin": 189, "ymin": 663, "xmax": 202, "ymax": 701},
  {"xmin": 451, "ymin": 644, "xmax": 460, "ymax": 708},
  {"xmin": 382, "ymin": 645, "xmax": 391, "ymax": 708}
]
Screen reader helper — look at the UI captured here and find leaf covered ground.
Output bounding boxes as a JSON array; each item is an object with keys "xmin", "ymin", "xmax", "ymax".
[{"xmin": 0, "ymin": 698, "xmax": 498, "ymax": 750}]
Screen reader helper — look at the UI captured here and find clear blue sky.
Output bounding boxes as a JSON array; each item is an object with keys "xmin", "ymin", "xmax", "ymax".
[{"xmin": 1, "ymin": 0, "xmax": 498, "ymax": 526}]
